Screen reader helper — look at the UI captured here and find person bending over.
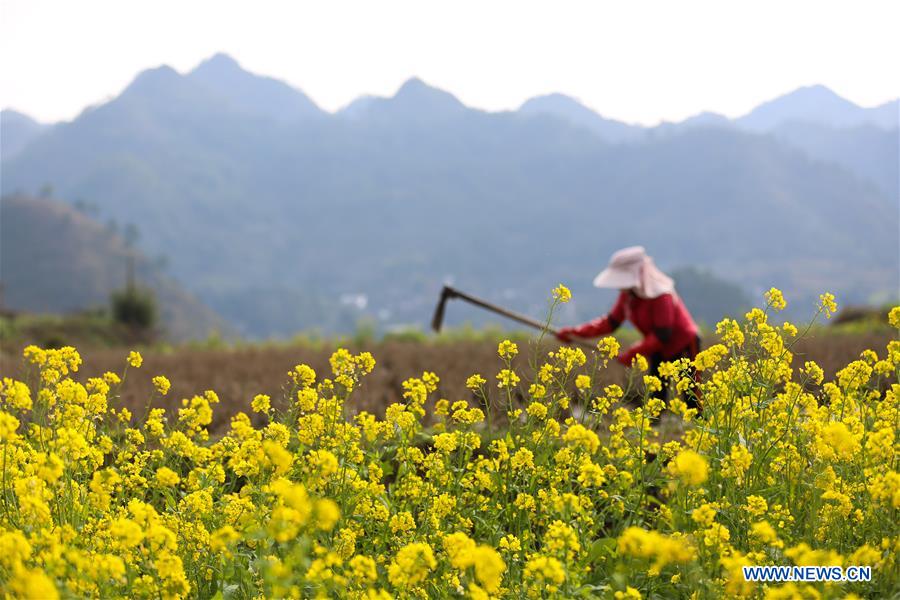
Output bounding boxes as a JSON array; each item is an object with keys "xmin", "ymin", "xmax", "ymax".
[{"xmin": 556, "ymin": 246, "xmax": 701, "ymax": 407}]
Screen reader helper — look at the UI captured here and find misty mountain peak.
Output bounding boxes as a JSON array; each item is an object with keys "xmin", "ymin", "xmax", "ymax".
[
  {"xmin": 192, "ymin": 52, "xmax": 243, "ymax": 76},
  {"xmin": 391, "ymin": 77, "xmax": 465, "ymax": 112},
  {"xmin": 519, "ymin": 94, "xmax": 603, "ymax": 123},
  {"xmin": 126, "ymin": 65, "xmax": 183, "ymax": 93},
  {"xmin": 337, "ymin": 79, "xmax": 464, "ymax": 121},
  {"xmin": 682, "ymin": 111, "xmax": 731, "ymax": 126},
  {"xmin": 188, "ymin": 53, "xmax": 323, "ymax": 121},
  {"xmin": 1, "ymin": 108, "xmax": 43, "ymax": 124},
  {"xmin": 337, "ymin": 95, "xmax": 378, "ymax": 119},
  {"xmin": 518, "ymin": 93, "xmax": 642, "ymax": 143},
  {"xmin": 790, "ymin": 84, "xmax": 844, "ymax": 100},
  {"xmin": 780, "ymin": 85, "xmax": 861, "ymax": 114},
  {"xmin": 520, "ymin": 93, "xmax": 588, "ymax": 112},
  {"xmin": 1, "ymin": 109, "xmax": 49, "ymax": 159},
  {"xmin": 114, "ymin": 65, "xmax": 211, "ymax": 111},
  {"xmin": 396, "ymin": 77, "xmax": 428, "ymax": 94},
  {"xmin": 737, "ymin": 85, "xmax": 869, "ymax": 130}
]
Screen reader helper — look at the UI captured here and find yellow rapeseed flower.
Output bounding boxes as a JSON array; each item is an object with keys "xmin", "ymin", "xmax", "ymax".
[
  {"xmin": 470, "ymin": 545, "xmax": 506, "ymax": 593},
  {"xmin": 526, "ymin": 402, "xmax": 548, "ymax": 420},
  {"xmin": 0, "ymin": 411, "xmax": 20, "ymax": 442},
  {"xmin": 497, "ymin": 369, "xmax": 520, "ymax": 389},
  {"xmin": 617, "ymin": 527, "xmax": 695, "ymax": 570},
  {"xmin": 349, "ymin": 555, "xmax": 378, "ymax": 583},
  {"xmin": 6, "ymin": 567, "xmax": 59, "ymax": 600},
  {"xmin": 498, "ymin": 339, "xmax": 518, "ymax": 359},
  {"xmin": 889, "ymin": 306, "xmax": 900, "ymax": 329},
  {"xmin": 388, "ymin": 542, "xmax": 436, "ymax": 588},
  {"xmin": 562, "ymin": 424, "xmax": 600, "ymax": 454},
  {"xmin": 693, "ymin": 344, "xmax": 728, "ymax": 371},
  {"xmin": 818, "ymin": 292, "xmax": 838, "ymax": 318},
  {"xmin": 314, "ymin": 499, "xmax": 341, "ymax": 531},
  {"xmin": 1, "ymin": 378, "xmax": 32, "ymax": 410},
  {"xmin": 715, "ymin": 318, "xmax": 744, "ymax": 347},
  {"xmin": 4, "ymin": 286, "xmax": 898, "ymax": 599},
  {"xmin": 251, "ymin": 394, "xmax": 272, "ymax": 414},
  {"xmin": 524, "ymin": 555, "xmax": 565, "ymax": 590},
  {"xmin": 127, "ymin": 350, "xmax": 143, "ymax": 368},
  {"xmin": 466, "ymin": 374, "xmax": 486, "ymax": 390},
  {"xmin": 765, "ymin": 287, "xmax": 787, "ymax": 311},
  {"xmin": 631, "ymin": 354, "xmax": 649, "ymax": 372},
  {"xmin": 750, "ymin": 521, "xmax": 782, "ymax": 548},
  {"xmin": 552, "ymin": 284, "xmax": 572, "ymax": 303},
  {"xmin": 155, "ymin": 467, "xmax": 181, "ymax": 487},
  {"xmin": 152, "ymin": 375, "xmax": 171, "ymax": 396},
  {"xmin": 668, "ymin": 450, "xmax": 709, "ymax": 485},
  {"xmin": 817, "ymin": 421, "xmax": 860, "ymax": 461},
  {"xmin": 745, "ymin": 495, "xmax": 768, "ymax": 517},
  {"xmin": 597, "ymin": 336, "xmax": 620, "ymax": 358}
]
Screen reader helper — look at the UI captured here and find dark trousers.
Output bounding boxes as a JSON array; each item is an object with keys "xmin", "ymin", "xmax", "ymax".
[{"xmin": 650, "ymin": 335, "xmax": 702, "ymax": 410}]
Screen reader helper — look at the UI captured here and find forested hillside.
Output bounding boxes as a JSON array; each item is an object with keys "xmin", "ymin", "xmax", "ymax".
[{"xmin": 0, "ymin": 194, "xmax": 224, "ymax": 340}]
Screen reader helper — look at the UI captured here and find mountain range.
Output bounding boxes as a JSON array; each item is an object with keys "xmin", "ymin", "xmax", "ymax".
[{"xmin": 2, "ymin": 53, "xmax": 897, "ymax": 337}]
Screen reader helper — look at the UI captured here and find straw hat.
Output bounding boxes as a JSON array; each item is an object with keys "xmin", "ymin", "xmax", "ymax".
[{"xmin": 593, "ymin": 246, "xmax": 675, "ymax": 299}]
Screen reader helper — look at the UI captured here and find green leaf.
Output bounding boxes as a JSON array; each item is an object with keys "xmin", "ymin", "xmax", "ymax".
[{"xmin": 587, "ymin": 537, "xmax": 617, "ymax": 563}]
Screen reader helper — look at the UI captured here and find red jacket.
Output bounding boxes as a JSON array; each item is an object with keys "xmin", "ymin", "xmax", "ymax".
[{"xmin": 569, "ymin": 291, "xmax": 699, "ymax": 364}]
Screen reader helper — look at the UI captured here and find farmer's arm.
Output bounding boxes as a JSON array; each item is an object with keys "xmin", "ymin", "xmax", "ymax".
[
  {"xmin": 558, "ymin": 291, "xmax": 626, "ymax": 340},
  {"xmin": 619, "ymin": 294, "xmax": 675, "ymax": 365}
]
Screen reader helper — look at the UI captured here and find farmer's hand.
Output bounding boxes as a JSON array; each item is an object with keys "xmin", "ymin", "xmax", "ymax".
[
  {"xmin": 556, "ymin": 327, "xmax": 576, "ymax": 343},
  {"xmin": 617, "ymin": 348, "xmax": 638, "ymax": 367}
]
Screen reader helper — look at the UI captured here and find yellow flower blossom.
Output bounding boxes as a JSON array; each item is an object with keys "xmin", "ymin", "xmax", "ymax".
[
  {"xmin": 466, "ymin": 374, "xmax": 486, "ymax": 390},
  {"xmin": 155, "ymin": 466, "xmax": 181, "ymax": 486},
  {"xmin": 563, "ymin": 424, "xmax": 600, "ymax": 454},
  {"xmin": 817, "ymin": 421, "xmax": 860, "ymax": 461},
  {"xmin": 745, "ymin": 495, "xmax": 768, "ymax": 517},
  {"xmin": 818, "ymin": 292, "xmax": 838, "ymax": 318},
  {"xmin": 889, "ymin": 306, "xmax": 900, "ymax": 329},
  {"xmin": 617, "ymin": 527, "xmax": 695, "ymax": 570},
  {"xmin": 598, "ymin": 336, "xmax": 620, "ymax": 358},
  {"xmin": 127, "ymin": 350, "xmax": 143, "ymax": 368},
  {"xmin": 6, "ymin": 567, "xmax": 59, "ymax": 600},
  {"xmin": 716, "ymin": 318, "xmax": 744, "ymax": 347},
  {"xmin": 251, "ymin": 394, "xmax": 271, "ymax": 414},
  {"xmin": 693, "ymin": 344, "xmax": 728, "ymax": 371},
  {"xmin": 524, "ymin": 555, "xmax": 565, "ymax": 591},
  {"xmin": 750, "ymin": 521, "xmax": 782, "ymax": 548},
  {"xmin": 668, "ymin": 450, "xmax": 708, "ymax": 485},
  {"xmin": 496, "ymin": 369, "xmax": 520, "ymax": 389},
  {"xmin": 388, "ymin": 542, "xmax": 436, "ymax": 588},
  {"xmin": 3, "ymin": 287, "xmax": 898, "ymax": 599},
  {"xmin": 498, "ymin": 339, "xmax": 518, "ymax": 359},
  {"xmin": 152, "ymin": 375, "xmax": 171, "ymax": 396},
  {"xmin": 552, "ymin": 284, "xmax": 572, "ymax": 303},
  {"xmin": 765, "ymin": 287, "xmax": 787, "ymax": 311}
]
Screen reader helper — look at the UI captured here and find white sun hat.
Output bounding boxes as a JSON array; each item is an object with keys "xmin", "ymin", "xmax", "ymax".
[{"xmin": 593, "ymin": 246, "xmax": 675, "ymax": 299}]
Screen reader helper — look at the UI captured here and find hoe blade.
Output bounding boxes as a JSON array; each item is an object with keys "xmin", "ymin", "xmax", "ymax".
[{"xmin": 431, "ymin": 285, "xmax": 454, "ymax": 332}]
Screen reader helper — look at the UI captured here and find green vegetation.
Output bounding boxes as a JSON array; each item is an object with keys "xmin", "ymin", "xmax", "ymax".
[
  {"xmin": 0, "ymin": 312, "xmax": 144, "ymax": 351},
  {"xmin": 111, "ymin": 286, "xmax": 158, "ymax": 329},
  {"xmin": 0, "ymin": 195, "xmax": 225, "ymax": 341}
]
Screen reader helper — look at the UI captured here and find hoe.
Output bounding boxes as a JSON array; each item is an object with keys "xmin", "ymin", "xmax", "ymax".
[{"xmin": 430, "ymin": 285, "xmax": 595, "ymax": 351}]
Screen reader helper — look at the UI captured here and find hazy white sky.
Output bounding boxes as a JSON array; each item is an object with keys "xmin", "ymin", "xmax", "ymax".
[{"xmin": 2, "ymin": 0, "xmax": 899, "ymax": 125}]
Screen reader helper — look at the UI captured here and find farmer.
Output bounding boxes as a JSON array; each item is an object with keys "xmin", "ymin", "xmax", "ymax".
[{"xmin": 556, "ymin": 246, "xmax": 701, "ymax": 406}]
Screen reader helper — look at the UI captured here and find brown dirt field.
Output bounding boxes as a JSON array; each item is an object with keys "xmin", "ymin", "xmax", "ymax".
[{"xmin": 1, "ymin": 330, "xmax": 895, "ymax": 434}]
